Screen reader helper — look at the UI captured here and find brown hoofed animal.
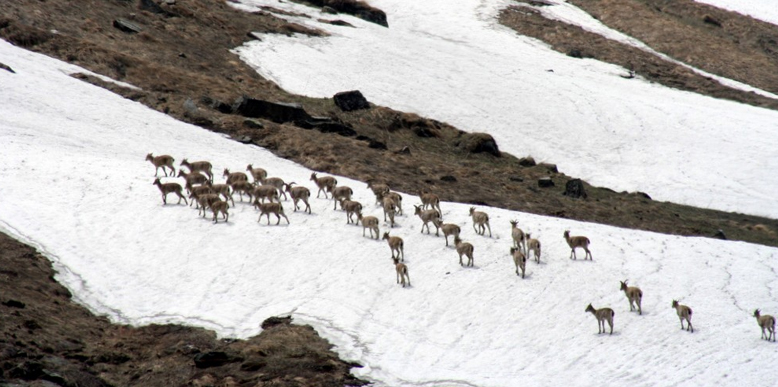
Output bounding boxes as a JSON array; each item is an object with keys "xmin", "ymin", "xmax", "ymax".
[
  {"xmin": 620, "ymin": 280, "xmax": 643, "ymax": 315},
  {"xmin": 180, "ymin": 159, "xmax": 213, "ymax": 182},
  {"xmin": 331, "ymin": 186, "xmax": 353, "ymax": 210},
  {"xmin": 383, "ymin": 232, "xmax": 404, "ymax": 261},
  {"xmin": 510, "ymin": 220, "xmax": 526, "ymax": 254},
  {"xmin": 525, "ymin": 233, "xmax": 542, "ymax": 263},
  {"xmin": 253, "ymin": 185, "xmax": 279, "ymax": 204},
  {"xmin": 381, "ymin": 189, "xmax": 403, "ymax": 215},
  {"xmin": 563, "ymin": 230, "xmax": 592, "ymax": 260},
  {"xmin": 146, "ymin": 153, "xmax": 175, "ymax": 177},
  {"xmin": 177, "ymin": 170, "xmax": 209, "ymax": 193},
  {"xmin": 418, "ymin": 189, "xmax": 442, "ymax": 218},
  {"xmin": 433, "ymin": 219, "xmax": 460, "ymax": 247},
  {"xmin": 454, "ymin": 236, "xmax": 474, "ymax": 267},
  {"xmin": 223, "ymin": 168, "xmax": 249, "ymax": 185},
  {"xmin": 382, "ymin": 196, "xmax": 398, "ymax": 228},
  {"xmin": 196, "ymin": 194, "xmax": 220, "ymax": 217},
  {"xmin": 210, "ymin": 199, "xmax": 229, "ymax": 224},
  {"xmin": 340, "ymin": 199, "xmax": 363, "ymax": 224},
  {"xmin": 414, "ymin": 205, "xmax": 441, "ymax": 235},
  {"xmin": 188, "ymin": 185, "xmax": 214, "ymax": 208},
  {"xmin": 284, "ymin": 183, "xmax": 311, "ymax": 214},
  {"xmin": 246, "ymin": 164, "xmax": 268, "ymax": 184},
  {"xmin": 259, "ymin": 176, "xmax": 288, "ymax": 200},
  {"xmin": 358, "ymin": 213, "xmax": 380, "ymax": 239},
  {"xmin": 586, "ymin": 304, "xmax": 615, "ymax": 335},
  {"xmin": 205, "ymin": 181, "xmax": 233, "ymax": 205},
  {"xmin": 311, "ymin": 172, "xmax": 338, "ymax": 199},
  {"xmin": 367, "ymin": 181, "xmax": 390, "ymax": 201},
  {"xmin": 393, "ymin": 257, "xmax": 410, "ymax": 288},
  {"xmin": 256, "ymin": 202, "xmax": 290, "ymax": 225},
  {"xmin": 672, "ymin": 300, "xmax": 694, "ymax": 333},
  {"xmin": 469, "ymin": 207, "xmax": 492, "ymax": 237},
  {"xmin": 510, "ymin": 247, "xmax": 527, "ymax": 278},
  {"xmin": 230, "ymin": 180, "xmax": 255, "ymax": 203},
  {"xmin": 753, "ymin": 309, "xmax": 776, "ymax": 341},
  {"xmin": 152, "ymin": 178, "xmax": 187, "ymax": 205}
]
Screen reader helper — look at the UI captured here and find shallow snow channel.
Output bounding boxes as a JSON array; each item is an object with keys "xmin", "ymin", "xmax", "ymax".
[
  {"xmin": 1, "ymin": 41, "xmax": 778, "ymax": 387},
  {"xmin": 231, "ymin": 0, "xmax": 778, "ymax": 219}
]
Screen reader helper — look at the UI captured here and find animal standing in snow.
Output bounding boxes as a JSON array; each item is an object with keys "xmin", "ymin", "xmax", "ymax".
[
  {"xmin": 620, "ymin": 280, "xmax": 643, "ymax": 315},
  {"xmin": 454, "ymin": 236, "xmax": 474, "ymax": 267},
  {"xmin": 340, "ymin": 199, "xmax": 363, "ymax": 224},
  {"xmin": 382, "ymin": 196, "xmax": 398, "ymax": 228},
  {"xmin": 753, "ymin": 309, "xmax": 776, "ymax": 341},
  {"xmin": 252, "ymin": 185, "xmax": 279, "ymax": 204},
  {"xmin": 331, "ymin": 186, "xmax": 354, "ymax": 210},
  {"xmin": 177, "ymin": 170, "xmax": 208, "ymax": 193},
  {"xmin": 510, "ymin": 220, "xmax": 526, "ymax": 254},
  {"xmin": 414, "ymin": 205, "xmax": 441, "ymax": 235},
  {"xmin": 223, "ymin": 168, "xmax": 249, "ymax": 185},
  {"xmin": 510, "ymin": 247, "xmax": 527, "ymax": 278},
  {"xmin": 383, "ymin": 232, "xmax": 404, "ymax": 261},
  {"xmin": 586, "ymin": 303, "xmax": 614, "ymax": 335},
  {"xmin": 146, "ymin": 153, "xmax": 175, "ymax": 177},
  {"xmin": 152, "ymin": 178, "xmax": 187, "ymax": 205},
  {"xmin": 284, "ymin": 183, "xmax": 312, "ymax": 214},
  {"xmin": 469, "ymin": 207, "xmax": 492, "ymax": 237},
  {"xmin": 358, "ymin": 213, "xmax": 380, "ymax": 239},
  {"xmin": 433, "ymin": 219, "xmax": 460, "ymax": 247},
  {"xmin": 311, "ymin": 172, "xmax": 338, "ymax": 199},
  {"xmin": 563, "ymin": 230, "xmax": 592, "ymax": 260},
  {"xmin": 210, "ymin": 199, "xmax": 229, "ymax": 223},
  {"xmin": 525, "ymin": 233, "xmax": 542, "ymax": 263},
  {"xmin": 180, "ymin": 159, "xmax": 213, "ymax": 182},
  {"xmin": 393, "ymin": 257, "xmax": 410, "ymax": 287},
  {"xmin": 255, "ymin": 202, "xmax": 289, "ymax": 225},
  {"xmin": 418, "ymin": 189, "xmax": 442, "ymax": 218},
  {"xmin": 671, "ymin": 300, "xmax": 694, "ymax": 333},
  {"xmin": 259, "ymin": 176, "xmax": 288, "ymax": 200},
  {"xmin": 246, "ymin": 164, "xmax": 267, "ymax": 185}
]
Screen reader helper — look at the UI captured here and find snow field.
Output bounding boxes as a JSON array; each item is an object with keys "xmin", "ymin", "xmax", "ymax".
[
  {"xmin": 1, "ymin": 40, "xmax": 777, "ymax": 386},
  {"xmin": 230, "ymin": 0, "xmax": 778, "ymax": 219}
]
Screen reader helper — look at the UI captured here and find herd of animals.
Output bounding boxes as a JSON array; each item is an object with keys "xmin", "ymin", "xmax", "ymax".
[{"xmin": 146, "ymin": 152, "xmax": 777, "ymax": 341}]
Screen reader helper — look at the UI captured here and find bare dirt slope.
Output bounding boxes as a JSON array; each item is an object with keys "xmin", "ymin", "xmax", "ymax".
[{"xmin": 1, "ymin": 0, "xmax": 777, "ymax": 385}]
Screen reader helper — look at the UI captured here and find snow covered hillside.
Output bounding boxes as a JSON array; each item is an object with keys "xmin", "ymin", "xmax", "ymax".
[
  {"xmin": 230, "ymin": 0, "xmax": 778, "ymax": 219},
  {"xmin": 696, "ymin": 0, "xmax": 778, "ymax": 26},
  {"xmin": 1, "ymin": 40, "xmax": 777, "ymax": 387}
]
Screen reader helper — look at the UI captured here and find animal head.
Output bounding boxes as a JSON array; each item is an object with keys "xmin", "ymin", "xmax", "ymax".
[
  {"xmin": 563, "ymin": 230, "xmax": 570, "ymax": 238},
  {"xmin": 310, "ymin": 172, "xmax": 317, "ymax": 181},
  {"xmin": 754, "ymin": 309, "xmax": 761, "ymax": 318},
  {"xmin": 414, "ymin": 205, "xmax": 422, "ymax": 215},
  {"xmin": 510, "ymin": 247, "xmax": 517, "ymax": 255},
  {"xmin": 180, "ymin": 158, "xmax": 189, "ymax": 166},
  {"xmin": 145, "ymin": 153, "xmax": 154, "ymax": 161},
  {"xmin": 222, "ymin": 168, "xmax": 230, "ymax": 177},
  {"xmin": 620, "ymin": 280, "xmax": 629, "ymax": 291},
  {"xmin": 469, "ymin": 207, "xmax": 476, "ymax": 215},
  {"xmin": 152, "ymin": 178, "xmax": 161, "ymax": 185},
  {"xmin": 672, "ymin": 300, "xmax": 679, "ymax": 308},
  {"xmin": 510, "ymin": 220, "xmax": 518, "ymax": 227},
  {"xmin": 585, "ymin": 304, "xmax": 595, "ymax": 313}
]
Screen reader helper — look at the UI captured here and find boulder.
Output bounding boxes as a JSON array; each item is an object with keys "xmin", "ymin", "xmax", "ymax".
[
  {"xmin": 0, "ymin": 62, "xmax": 15, "ymax": 73},
  {"xmin": 440, "ymin": 175, "xmax": 457, "ymax": 183},
  {"xmin": 333, "ymin": 90, "xmax": 370, "ymax": 111},
  {"xmin": 538, "ymin": 177, "xmax": 554, "ymax": 188},
  {"xmin": 518, "ymin": 157, "xmax": 536, "ymax": 167},
  {"xmin": 563, "ymin": 178, "xmax": 587, "ymax": 199},
  {"xmin": 458, "ymin": 133, "xmax": 500, "ymax": 157},
  {"xmin": 112, "ymin": 18, "xmax": 142, "ymax": 34},
  {"xmin": 233, "ymin": 96, "xmax": 312, "ymax": 123},
  {"xmin": 193, "ymin": 351, "xmax": 240, "ymax": 369}
]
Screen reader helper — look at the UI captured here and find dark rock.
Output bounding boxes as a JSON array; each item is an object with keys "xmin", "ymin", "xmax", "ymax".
[
  {"xmin": 233, "ymin": 96, "xmax": 312, "ymax": 123},
  {"xmin": 635, "ymin": 191, "xmax": 652, "ymax": 200},
  {"xmin": 23, "ymin": 320, "xmax": 41, "ymax": 330},
  {"xmin": 316, "ymin": 122, "xmax": 357, "ymax": 137},
  {"xmin": 8, "ymin": 361, "xmax": 44, "ymax": 380},
  {"xmin": 139, "ymin": 0, "xmax": 165, "ymax": 14},
  {"xmin": 356, "ymin": 9, "xmax": 388, "ymax": 27},
  {"xmin": 322, "ymin": 6, "xmax": 338, "ymax": 14},
  {"xmin": 563, "ymin": 178, "xmax": 587, "ymax": 199},
  {"xmin": 3, "ymin": 299, "xmax": 26, "ymax": 308},
  {"xmin": 567, "ymin": 48, "xmax": 583, "ymax": 58},
  {"xmin": 713, "ymin": 229, "xmax": 727, "ymax": 240},
  {"xmin": 509, "ymin": 176, "xmax": 523, "ymax": 182},
  {"xmin": 703, "ymin": 15, "xmax": 722, "ymax": 27},
  {"xmin": 193, "ymin": 351, "xmax": 239, "ymax": 369},
  {"xmin": 440, "ymin": 175, "xmax": 457, "ymax": 183},
  {"xmin": 324, "ymin": 19, "xmax": 354, "ymax": 27},
  {"xmin": 528, "ymin": 0, "xmax": 554, "ymax": 5},
  {"xmin": 243, "ymin": 119, "xmax": 264, "ymax": 129},
  {"xmin": 237, "ymin": 136, "xmax": 252, "ymax": 144},
  {"xmin": 518, "ymin": 157, "xmax": 536, "ymax": 167},
  {"xmin": 413, "ymin": 126, "xmax": 440, "ymax": 138},
  {"xmin": 112, "ymin": 19, "xmax": 142, "ymax": 34},
  {"xmin": 538, "ymin": 177, "xmax": 554, "ymax": 188},
  {"xmin": 458, "ymin": 133, "xmax": 500, "ymax": 157},
  {"xmin": 262, "ymin": 316, "xmax": 292, "ymax": 329},
  {"xmin": 367, "ymin": 139, "xmax": 387, "ymax": 149},
  {"xmin": 241, "ymin": 358, "xmax": 267, "ymax": 371},
  {"xmin": 333, "ymin": 90, "xmax": 370, "ymax": 111},
  {"xmin": 538, "ymin": 163, "xmax": 558, "ymax": 173},
  {"xmin": 0, "ymin": 62, "xmax": 14, "ymax": 73}
]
